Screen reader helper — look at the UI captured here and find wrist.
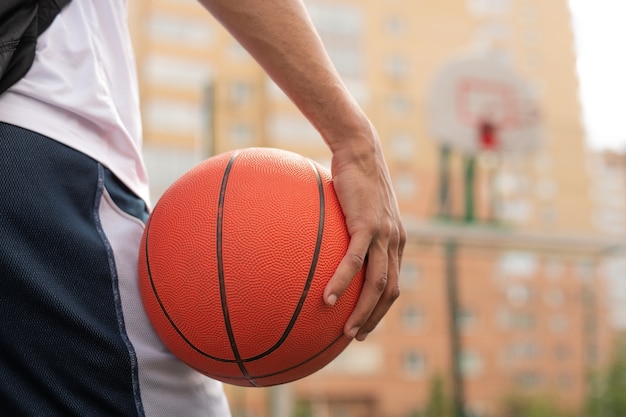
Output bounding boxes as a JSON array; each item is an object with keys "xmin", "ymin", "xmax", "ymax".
[{"xmin": 318, "ymin": 99, "xmax": 378, "ymax": 156}]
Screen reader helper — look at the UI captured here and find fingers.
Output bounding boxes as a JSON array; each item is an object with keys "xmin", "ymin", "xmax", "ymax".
[
  {"xmin": 324, "ymin": 220, "xmax": 406, "ymax": 341},
  {"xmin": 324, "ymin": 139, "xmax": 406, "ymax": 341},
  {"xmin": 353, "ymin": 230, "xmax": 403, "ymax": 341},
  {"xmin": 323, "ymin": 232, "xmax": 370, "ymax": 307},
  {"xmin": 345, "ymin": 238, "xmax": 390, "ymax": 340}
]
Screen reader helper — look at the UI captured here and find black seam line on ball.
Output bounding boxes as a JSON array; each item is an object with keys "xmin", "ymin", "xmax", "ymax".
[
  {"xmin": 190, "ymin": 332, "xmax": 347, "ymax": 385},
  {"xmin": 145, "ymin": 205, "xmax": 204, "ymax": 354},
  {"xmin": 209, "ymin": 157, "xmax": 327, "ymax": 361},
  {"xmin": 235, "ymin": 158, "xmax": 326, "ymax": 364},
  {"xmin": 144, "ymin": 157, "xmax": 247, "ymax": 365},
  {"xmin": 216, "ymin": 156, "xmax": 326, "ymax": 386},
  {"xmin": 215, "ymin": 150, "xmax": 257, "ymax": 384}
]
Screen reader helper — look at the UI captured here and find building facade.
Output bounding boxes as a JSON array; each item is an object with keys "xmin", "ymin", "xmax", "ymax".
[{"xmin": 128, "ymin": 1, "xmax": 620, "ymax": 416}]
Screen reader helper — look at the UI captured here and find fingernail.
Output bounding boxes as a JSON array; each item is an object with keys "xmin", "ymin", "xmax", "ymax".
[
  {"xmin": 348, "ymin": 327, "xmax": 360, "ymax": 338},
  {"xmin": 356, "ymin": 331, "xmax": 369, "ymax": 342},
  {"xmin": 327, "ymin": 294, "xmax": 337, "ymax": 306}
]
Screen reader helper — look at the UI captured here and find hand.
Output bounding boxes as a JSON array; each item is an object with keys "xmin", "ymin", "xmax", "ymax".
[{"xmin": 323, "ymin": 123, "xmax": 406, "ymax": 341}]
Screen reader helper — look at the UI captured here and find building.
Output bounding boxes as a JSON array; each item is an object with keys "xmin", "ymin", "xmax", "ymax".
[
  {"xmin": 587, "ymin": 150, "xmax": 626, "ymax": 333},
  {"xmin": 128, "ymin": 0, "xmax": 620, "ymax": 416}
]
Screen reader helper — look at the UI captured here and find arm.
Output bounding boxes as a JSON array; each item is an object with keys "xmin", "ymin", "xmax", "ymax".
[{"xmin": 198, "ymin": 0, "xmax": 406, "ymax": 341}]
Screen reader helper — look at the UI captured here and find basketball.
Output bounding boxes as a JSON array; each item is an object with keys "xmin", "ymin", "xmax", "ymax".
[{"xmin": 138, "ymin": 147, "xmax": 364, "ymax": 387}]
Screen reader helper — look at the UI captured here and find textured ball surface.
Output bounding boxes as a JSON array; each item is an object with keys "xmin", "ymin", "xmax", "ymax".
[{"xmin": 138, "ymin": 148, "xmax": 364, "ymax": 387}]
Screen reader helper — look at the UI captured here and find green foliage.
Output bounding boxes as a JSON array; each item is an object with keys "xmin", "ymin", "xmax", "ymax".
[
  {"xmin": 422, "ymin": 374, "xmax": 454, "ymax": 417},
  {"xmin": 498, "ymin": 393, "xmax": 574, "ymax": 417},
  {"xmin": 586, "ymin": 337, "xmax": 626, "ymax": 417},
  {"xmin": 292, "ymin": 400, "xmax": 313, "ymax": 417}
]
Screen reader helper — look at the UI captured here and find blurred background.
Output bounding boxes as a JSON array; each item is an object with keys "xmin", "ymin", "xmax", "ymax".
[{"xmin": 127, "ymin": 1, "xmax": 626, "ymax": 416}]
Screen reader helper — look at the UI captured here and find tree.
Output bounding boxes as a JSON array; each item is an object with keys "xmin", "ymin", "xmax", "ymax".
[
  {"xmin": 499, "ymin": 393, "xmax": 573, "ymax": 417},
  {"xmin": 422, "ymin": 374, "xmax": 453, "ymax": 417},
  {"xmin": 586, "ymin": 336, "xmax": 626, "ymax": 417}
]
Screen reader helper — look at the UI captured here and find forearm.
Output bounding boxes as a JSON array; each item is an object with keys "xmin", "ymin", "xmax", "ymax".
[
  {"xmin": 199, "ymin": 1, "xmax": 405, "ymax": 341},
  {"xmin": 197, "ymin": 0, "xmax": 374, "ymax": 154}
]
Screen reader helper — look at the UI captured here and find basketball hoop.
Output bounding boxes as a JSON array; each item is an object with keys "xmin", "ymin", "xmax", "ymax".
[{"xmin": 427, "ymin": 55, "xmax": 542, "ymax": 155}]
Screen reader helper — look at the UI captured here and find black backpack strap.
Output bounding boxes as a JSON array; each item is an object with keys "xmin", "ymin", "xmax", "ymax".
[
  {"xmin": 0, "ymin": 0, "xmax": 72, "ymax": 95},
  {"xmin": 38, "ymin": 0, "xmax": 72, "ymax": 33}
]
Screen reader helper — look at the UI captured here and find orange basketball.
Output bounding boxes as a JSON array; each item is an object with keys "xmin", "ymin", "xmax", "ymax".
[{"xmin": 138, "ymin": 147, "xmax": 364, "ymax": 387}]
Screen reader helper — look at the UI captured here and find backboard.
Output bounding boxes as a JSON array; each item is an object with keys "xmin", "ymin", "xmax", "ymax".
[{"xmin": 427, "ymin": 55, "xmax": 542, "ymax": 155}]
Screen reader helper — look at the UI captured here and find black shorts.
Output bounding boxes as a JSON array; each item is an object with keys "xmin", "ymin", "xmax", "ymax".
[{"xmin": 0, "ymin": 122, "xmax": 230, "ymax": 416}]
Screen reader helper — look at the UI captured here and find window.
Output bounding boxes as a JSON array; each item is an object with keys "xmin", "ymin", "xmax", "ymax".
[
  {"xmin": 390, "ymin": 131, "xmax": 416, "ymax": 163},
  {"xmin": 533, "ymin": 153, "xmax": 553, "ymax": 173},
  {"xmin": 229, "ymin": 81, "xmax": 253, "ymax": 106},
  {"xmin": 306, "ymin": 3, "xmax": 364, "ymax": 79},
  {"xmin": 159, "ymin": 0, "xmax": 198, "ymax": 6},
  {"xmin": 332, "ymin": 409, "xmax": 349, "ymax": 417},
  {"xmin": 143, "ymin": 54, "xmax": 212, "ymax": 89},
  {"xmin": 497, "ymin": 200, "xmax": 532, "ymax": 223},
  {"xmin": 460, "ymin": 350, "xmax": 484, "ymax": 377},
  {"xmin": 506, "ymin": 284, "xmax": 533, "ymax": 306},
  {"xmin": 393, "ymin": 173, "xmax": 418, "ymax": 200},
  {"xmin": 494, "ymin": 172, "xmax": 520, "ymax": 197},
  {"xmin": 497, "ymin": 310, "xmax": 536, "ymax": 330},
  {"xmin": 522, "ymin": 30, "xmax": 541, "ymax": 47},
  {"xmin": 386, "ymin": 94, "xmax": 412, "ymax": 116},
  {"xmin": 554, "ymin": 345, "xmax": 571, "ymax": 360},
  {"xmin": 385, "ymin": 55, "xmax": 410, "ymax": 79},
  {"xmin": 146, "ymin": 13, "xmax": 214, "ymax": 45},
  {"xmin": 143, "ymin": 144, "xmax": 203, "ymax": 200},
  {"xmin": 535, "ymin": 179, "xmax": 557, "ymax": 200},
  {"xmin": 466, "ymin": 0, "xmax": 512, "ymax": 16},
  {"xmin": 545, "ymin": 258, "xmax": 566, "ymax": 280},
  {"xmin": 504, "ymin": 341, "xmax": 540, "ymax": 361},
  {"xmin": 593, "ymin": 208, "xmax": 626, "ymax": 235},
  {"xmin": 227, "ymin": 42, "xmax": 252, "ymax": 62},
  {"xmin": 403, "ymin": 350, "xmax": 426, "ymax": 377},
  {"xmin": 144, "ymin": 99, "xmax": 202, "ymax": 135},
  {"xmin": 384, "ymin": 15, "xmax": 407, "ymax": 37},
  {"xmin": 549, "ymin": 315, "xmax": 569, "ymax": 333},
  {"xmin": 611, "ymin": 307, "xmax": 626, "ymax": 329},
  {"xmin": 457, "ymin": 308, "xmax": 477, "ymax": 330},
  {"xmin": 467, "ymin": 402, "xmax": 488, "ymax": 417},
  {"xmin": 399, "ymin": 261, "xmax": 421, "ymax": 290},
  {"xmin": 325, "ymin": 343, "xmax": 383, "ymax": 375},
  {"xmin": 539, "ymin": 205, "xmax": 559, "ymax": 226},
  {"xmin": 402, "ymin": 306, "xmax": 425, "ymax": 330},
  {"xmin": 543, "ymin": 289, "xmax": 565, "ymax": 308},
  {"xmin": 267, "ymin": 114, "xmax": 324, "ymax": 147},
  {"xmin": 514, "ymin": 372, "xmax": 542, "ymax": 389},
  {"xmin": 575, "ymin": 259, "xmax": 595, "ymax": 282},
  {"xmin": 472, "ymin": 22, "xmax": 510, "ymax": 52},
  {"xmin": 497, "ymin": 251, "xmax": 538, "ymax": 278},
  {"xmin": 556, "ymin": 374, "xmax": 573, "ymax": 390},
  {"xmin": 265, "ymin": 78, "xmax": 288, "ymax": 101},
  {"xmin": 228, "ymin": 123, "xmax": 253, "ymax": 147},
  {"xmin": 602, "ymin": 259, "xmax": 626, "ymax": 296},
  {"xmin": 509, "ymin": 312, "xmax": 536, "ymax": 329}
]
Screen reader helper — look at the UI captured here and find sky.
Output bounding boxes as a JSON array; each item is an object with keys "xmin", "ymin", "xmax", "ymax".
[{"xmin": 568, "ymin": 0, "xmax": 626, "ymax": 151}]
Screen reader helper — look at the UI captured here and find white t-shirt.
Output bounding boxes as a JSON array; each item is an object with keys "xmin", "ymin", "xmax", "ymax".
[{"xmin": 0, "ymin": 0, "xmax": 150, "ymax": 205}]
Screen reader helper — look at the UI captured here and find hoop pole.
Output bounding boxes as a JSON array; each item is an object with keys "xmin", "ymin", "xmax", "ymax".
[
  {"xmin": 463, "ymin": 155, "xmax": 476, "ymax": 223},
  {"xmin": 438, "ymin": 145, "xmax": 452, "ymax": 218},
  {"xmin": 444, "ymin": 240, "xmax": 466, "ymax": 417}
]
